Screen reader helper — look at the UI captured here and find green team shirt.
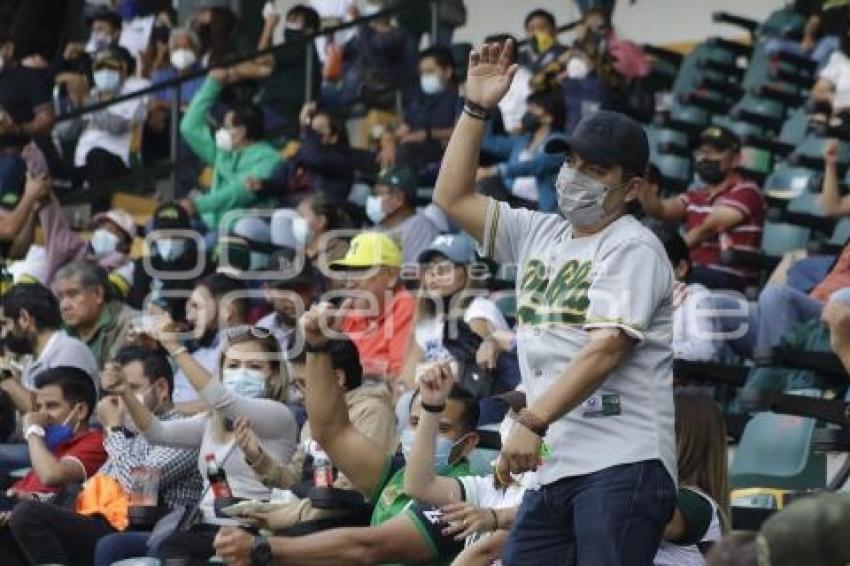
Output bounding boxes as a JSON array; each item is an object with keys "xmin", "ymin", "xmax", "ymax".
[{"xmin": 369, "ymin": 455, "xmax": 470, "ymax": 564}]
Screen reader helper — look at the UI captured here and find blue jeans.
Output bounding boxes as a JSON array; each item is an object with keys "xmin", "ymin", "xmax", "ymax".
[
  {"xmin": 502, "ymin": 460, "xmax": 676, "ymax": 566},
  {"xmin": 94, "ymin": 531, "xmax": 152, "ymax": 566},
  {"xmin": 0, "ymin": 443, "xmax": 30, "ymax": 473},
  {"xmin": 787, "ymin": 255, "xmax": 835, "ymax": 294},
  {"xmin": 755, "ymin": 285, "xmax": 824, "ymax": 351}
]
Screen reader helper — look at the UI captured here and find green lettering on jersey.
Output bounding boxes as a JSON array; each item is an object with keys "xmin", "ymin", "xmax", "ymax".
[{"xmin": 516, "ymin": 258, "xmax": 592, "ymax": 326}]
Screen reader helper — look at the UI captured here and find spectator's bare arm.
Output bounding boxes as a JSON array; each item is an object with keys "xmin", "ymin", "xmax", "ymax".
[
  {"xmin": 301, "ymin": 303, "xmax": 389, "ymax": 498},
  {"xmin": 818, "ymin": 139, "xmax": 850, "ymax": 217},
  {"xmin": 433, "ymin": 41, "xmax": 518, "ymax": 243},
  {"xmin": 682, "ymin": 205, "xmax": 744, "ymax": 249}
]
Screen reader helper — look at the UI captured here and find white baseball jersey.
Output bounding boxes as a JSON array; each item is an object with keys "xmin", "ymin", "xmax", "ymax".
[{"xmin": 478, "ymin": 198, "xmax": 677, "ymax": 485}]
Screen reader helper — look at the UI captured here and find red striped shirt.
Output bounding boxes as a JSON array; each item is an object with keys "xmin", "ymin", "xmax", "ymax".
[{"xmin": 680, "ymin": 174, "xmax": 765, "ymax": 280}]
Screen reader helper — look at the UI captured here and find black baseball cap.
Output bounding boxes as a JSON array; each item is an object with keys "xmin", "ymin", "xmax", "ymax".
[
  {"xmin": 699, "ymin": 125, "xmax": 741, "ymax": 152},
  {"xmin": 267, "ymin": 249, "xmax": 317, "ymax": 289},
  {"xmin": 87, "ymin": 8, "xmax": 122, "ymax": 30},
  {"xmin": 544, "ymin": 110, "xmax": 649, "ymax": 175},
  {"xmin": 152, "ymin": 202, "xmax": 191, "ymax": 231}
]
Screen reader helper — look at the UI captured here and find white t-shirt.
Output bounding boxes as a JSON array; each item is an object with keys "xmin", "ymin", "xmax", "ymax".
[
  {"xmin": 74, "ymin": 78, "xmax": 149, "ymax": 167},
  {"xmin": 655, "ymin": 488, "xmax": 722, "ymax": 566},
  {"xmin": 498, "ymin": 66, "xmax": 532, "ymax": 133},
  {"xmin": 820, "ymin": 50, "xmax": 850, "ymax": 110},
  {"xmin": 672, "ymin": 283, "xmax": 724, "ymax": 362},
  {"xmin": 478, "ymin": 198, "xmax": 677, "ymax": 485},
  {"xmin": 511, "ymin": 148, "xmax": 540, "ymax": 202},
  {"xmin": 414, "ymin": 296, "xmax": 510, "ymax": 362}
]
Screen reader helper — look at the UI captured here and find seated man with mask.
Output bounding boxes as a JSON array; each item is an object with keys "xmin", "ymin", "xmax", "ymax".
[
  {"xmin": 0, "ymin": 366, "xmax": 106, "ymax": 565},
  {"xmin": 213, "ymin": 303, "xmax": 479, "ymax": 565},
  {"xmin": 638, "ymin": 126, "xmax": 766, "ymax": 291},
  {"xmin": 5, "ymin": 347, "xmax": 201, "ymax": 566},
  {"xmin": 127, "ymin": 202, "xmax": 207, "ymax": 323},
  {"xmin": 177, "ymin": 69, "xmax": 281, "ymax": 242}
]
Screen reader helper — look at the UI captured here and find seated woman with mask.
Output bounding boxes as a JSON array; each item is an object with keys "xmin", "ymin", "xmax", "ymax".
[{"xmin": 105, "ymin": 318, "xmax": 297, "ymax": 564}]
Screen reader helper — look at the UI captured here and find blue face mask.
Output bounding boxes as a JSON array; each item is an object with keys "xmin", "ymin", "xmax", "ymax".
[
  {"xmin": 45, "ymin": 410, "xmax": 78, "ymax": 451},
  {"xmin": 222, "ymin": 367, "xmax": 268, "ymax": 399},
  {"xmin": 399, "ymin": 428, "xmax": 465, "ymax": 469}
]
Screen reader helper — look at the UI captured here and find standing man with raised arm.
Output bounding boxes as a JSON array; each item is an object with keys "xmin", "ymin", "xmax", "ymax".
[{"xmin": 433, "ymin": 40, "xmax": 677, "ymax": 565}]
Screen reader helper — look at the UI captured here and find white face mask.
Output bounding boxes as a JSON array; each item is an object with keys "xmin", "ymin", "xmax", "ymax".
[
  {"xmin": 566, "ymin": 57, "xmax": 589, "ymax": 80},
  {"xmin": 420, "ymin": 73, "xmax": 444, "ymax": 95},
  {"xmin": 215, "ymin": 128, "xmax": 234, "ymax": 152},
  {"xmin": 90, "ymin": 228, "xmax": 120, "ymax": 257},
  {"xmin": 292, "ymin": 216, "xmax": 310, "ymax": 245},
  {"xmin": 156, "ymin": 238, "xmax": 187, "ymax": 262},
  {"xmin": 93, "ymin": 69, "xmax": 122, "ymax": 92},
  {"xmin": 222, "ymin": 367, "xmax": 268, "ymax": 398},
  {"xmin": 365, "ymin": 195, "xmax": 386, "ymax": 224},
  {"xmin": 555, "ymin": 163, "xmax": 614, "ymax": 228},
  {"xmin": 170, "ymin": 48, "xmax": 196, "ymax": 70}
]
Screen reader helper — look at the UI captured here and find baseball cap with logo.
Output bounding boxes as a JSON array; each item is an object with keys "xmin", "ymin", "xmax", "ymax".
[
  {"xmin": 330, "ymin": 232, "xmax": 402, "ymax": 270},
  {"xmin": 92, "ymin": 209, "xmax": 137, "ymax": 240},
  {"xmin": 152, "ymin": 202, "xmax": 191, "ymax": 231},
  {"xmin": 544, "ymin": 110, "xmax": 649, "ymax": 175},
  {"xmin": 757, "ymin": 492, "xmax": 850, "ymax": 566},
  {"xmin": 418, "ymin": 233, "xmax": 477, "ymax": 265},
  {"xmin": 699, "ymin": 125, "xmax": 741, "ymax": 153},
  {"xmin": 376, "ymin": 165, "xmax": 417, "ymax": 203}
]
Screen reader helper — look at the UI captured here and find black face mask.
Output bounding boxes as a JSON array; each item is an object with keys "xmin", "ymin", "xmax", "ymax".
[
  {"xmin": 284, "ymin": 28, "xmax": 304, "ymax": 43},
  {"xmin": 695, "ymin": 158, "xmax": 726, "ymax": 185},
  {"xmin": 2, "ymin": 328, "xmax": 33, "ymax": 356},
  {"xmin": 842, "ymin": 35, "xmax": 850, "ymax": 57},
  {"xmin": 520, "ymin": 112, "xmax": 543, "ymax": 133}
]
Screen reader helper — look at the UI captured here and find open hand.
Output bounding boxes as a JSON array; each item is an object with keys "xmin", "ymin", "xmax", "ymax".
[
  {"xmin": 465, "ymin": 40, "xmax": 519, "ymax": 110},
  {"xmin": 440, "ymin": 503, "xmax": 497, "ymax": 540}
]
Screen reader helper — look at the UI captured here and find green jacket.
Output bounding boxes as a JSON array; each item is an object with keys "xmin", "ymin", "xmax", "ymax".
[
  {"xmin": 66, "ymin": 300, "xmax": 138, "ymax": 370},
  {"xmin": 180, "ymin": 77, "xmax": 281, "ymax": 230}
]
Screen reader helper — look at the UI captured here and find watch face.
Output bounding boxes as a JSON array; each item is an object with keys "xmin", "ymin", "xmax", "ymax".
[{"xmin": 252, "ymin": 537, "xmax": 273, "ymax": 565}]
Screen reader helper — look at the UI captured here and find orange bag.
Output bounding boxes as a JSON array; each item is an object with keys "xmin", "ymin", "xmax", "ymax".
[{"xmin": 76, "ymin": 474, "xmax": 131, "ymax": 531}]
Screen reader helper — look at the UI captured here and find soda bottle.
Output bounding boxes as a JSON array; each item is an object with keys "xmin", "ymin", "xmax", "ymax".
[
  {"xmin": 313, "ymin": 453, "xmax": 334, "ymax": 488},
  {"xmin": 205, "ymin": 453, "xmax": 233, "ymax": 499}
]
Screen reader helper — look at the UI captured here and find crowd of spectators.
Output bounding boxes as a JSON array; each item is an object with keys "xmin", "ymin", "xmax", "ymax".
[{"xmin": 0, "ymin": 0, "xmax": 849, "ymax": 565}]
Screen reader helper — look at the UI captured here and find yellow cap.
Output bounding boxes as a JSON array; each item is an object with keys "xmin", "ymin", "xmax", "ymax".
[{"xmin": 331, "ymin": 232, "xmax": 402, "ymax": 269}]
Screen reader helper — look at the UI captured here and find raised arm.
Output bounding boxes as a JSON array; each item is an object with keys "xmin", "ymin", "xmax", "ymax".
[
  {"xmin": 301, "ymin": 303, "xmax": 389, "ymax": 499},
  {"xmin": 433, "ymin": 40, "xmax": 518, "ymax": 243},
  {"xmin": 403, "ymin": 364, "xmax": 463, "ymax": 505},
  {"xmin": 0, "ymin": 174, "xmax": 50, "ymax": 241},
  {"xmin": 819, "ymin": 139, "xmax": 850, "ymax": 217}
]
